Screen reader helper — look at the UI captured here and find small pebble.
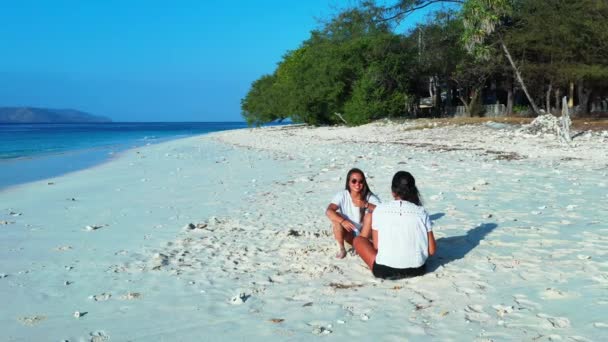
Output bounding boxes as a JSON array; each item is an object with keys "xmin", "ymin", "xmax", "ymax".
[{"xmin": 74, "ymin": 311, "xmax": 81, "ymax": 318}]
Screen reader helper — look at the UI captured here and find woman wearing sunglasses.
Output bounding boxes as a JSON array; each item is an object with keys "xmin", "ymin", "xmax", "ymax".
[
  {"xmin": 354, "ymin": 171, "xmax": 436, "ymax": 279},
  {"xmin": 326, "ymin": 168, "xmax": 380, "ymax": 259}
]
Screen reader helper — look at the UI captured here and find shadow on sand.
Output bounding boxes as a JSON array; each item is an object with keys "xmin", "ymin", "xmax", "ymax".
[
  {"xmin": 429, "ymin": 212, "xmax": 445, "ymax": 222},
  {"xmin": 427, "ymin": 223, "xmax": 498, "ymax": 273}
]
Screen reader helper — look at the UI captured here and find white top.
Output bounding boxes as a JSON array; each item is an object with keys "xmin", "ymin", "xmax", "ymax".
[
  {"xmin": 331, "ymin": 190, "xmax": 381, "ymax": 234},
  {"xmin": 373, "ymin": 200, "xmax": 432, "ymax": 268}
]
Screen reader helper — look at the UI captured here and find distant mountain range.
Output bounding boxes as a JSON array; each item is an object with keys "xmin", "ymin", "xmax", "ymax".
[{"xmin": 0, "ymin": 107, "xmax": 112, "ymax": 123}]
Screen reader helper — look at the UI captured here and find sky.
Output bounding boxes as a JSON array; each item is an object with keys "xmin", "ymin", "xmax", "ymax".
[{"xmin": 0, "ymin": 0, "xmax": 450, "ymax": 122}]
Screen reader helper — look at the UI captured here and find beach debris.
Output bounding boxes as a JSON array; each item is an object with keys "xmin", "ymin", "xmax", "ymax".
[
  {"xmin": 47, "ymin": 182, "xmax": 55, "ymax": 185},
  {"xmin": 54, "ymin": 245, "xmax": 73, "ymax": 252},
  {"xmin": 18, "ymin": 315, "xmax": 47, "ymax": 326},
  {"xmin": 466, "ymin": 304, "xmax": 485, "ymax": 313},
  {"xmin": 64, "ymin": 281, "xmax": 72, "ymax": 286},
  {"xmin": 85, "ymin": 224, "xmax": 105, "ymax": 231},
  {"xmin": 151, "ymin": 253, "xmax": 169, "ymax": 270},
  {"xmin": 65, "ymin": 266, "xmax": 74, "ymax": 271},
  {"xmin": 89, "ymin": 330, "xmax": 110, "ymax": 342},
  {"xmin": 360, "ymin": 313, "xmax": 370, "ymax": 321},
  {"xmin": 120, "ymin": 292, "xmax": 142, "ymax": 300},
  {"xmin": 302, "ymin": 302, "xmax": 313, "ymax": 307},
  {"xmin": 0, "ymin": 220, "xmax": 15, "ymax": 225},
  {"xmin": 519, "ymin": 113, "xmax": 571, "ymax": 144},
  {"xmin": 311, "ymin": 325, "xmax": 333, "ymax": 335},
  {"xmin": 269, "ymin": 318, "xmax": 284, "ymax": 323},
  {"xmin": 475, "ymin": 179, "xmax": 489, "ymax": 186},
  {"xmin": 483, "ymin": 213, "xmax": 493, "ymax": 219},
  {"xmin": 89, "ymin": 293, "xmax": 112, "ymax": 301},
  {"xmin": 541, "ymin": 288, "xmax": 576, "ymax": 300},
  {"xmin": 184, "ymin": 222, "xmax": 207, "ymax": 231},
  {"xmin": 329, "ymin": 282, "xmax": 363, "ymax": 290},
  {"xmin": 9, "ymin": 211, "xmax": 22, "ymax": 217},
  {"xmin": 465, "ymin": 312, "xmax": 491, "ymax": 323},
  {"xmin": 577, "ymin": 255, "xmax": 591, "ymax": 260},
  {"xmin": 415, "ymin": 303, "xmax": 431, "ymax": 311},
  {"xmin": 230, "ymin": 292, "xmax": 250, "ymax": 305},
  {"xmin": 538, "ymin": 313, "xmax": 570, "ymax": 328},
  {"xmin": 74, "ymin": 311, "xmax": 82, "ymax": 318},
  {"xmin": 287, "ymin": 229, "xmax": 301, "ymax": 237},
  {"xmin": 0, "ymin": 273, "xmax": 8, "ymax": 278},
  {"xmin": 492, "ymin": 305, "xmax": 514, "ymax": 317},
  {"xmin": 207, "ymin": 216, "xmax": 222, "ymax": 226},
  {"xmin": 514, "ymin": 297, "xmax": 542, "ymax": 310}
]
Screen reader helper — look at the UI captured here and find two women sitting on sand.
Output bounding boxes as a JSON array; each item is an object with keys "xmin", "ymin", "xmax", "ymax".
[{"xmin": 326, "ymin": 169, "xmax": 436, "ymax": 279}]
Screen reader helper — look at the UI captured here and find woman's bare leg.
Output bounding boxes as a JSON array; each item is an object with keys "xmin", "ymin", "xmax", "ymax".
[
  {"xmin": 332, "ymin": 221, "xmax": 354, "ymax": 258},
  {"xmin": 353, "ymin": 236, "xmax": 377, "ymax": 269}
]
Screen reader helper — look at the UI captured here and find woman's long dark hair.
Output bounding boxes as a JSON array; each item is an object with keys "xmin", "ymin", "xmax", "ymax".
[
  {"xmin": 345, "ymin": 168, "xmax": 375, "ymax": 222},
  {"xmin": 391, "ymin": 171, "xmax": 422, "ymax": 206}
]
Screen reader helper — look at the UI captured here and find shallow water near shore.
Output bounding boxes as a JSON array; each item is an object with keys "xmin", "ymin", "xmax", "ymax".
[{"xmin": 0, "ymin": 122, "xmax": 249, "ymax": 190}]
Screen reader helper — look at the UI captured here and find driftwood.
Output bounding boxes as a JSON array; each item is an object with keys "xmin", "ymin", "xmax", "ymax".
[
  {"xmin": 560, "ymin": 96, "xmax": 572, "ymax": 144},
  {"xmin": 333, "ymin": 112, "xmax": 348, "ymax": 124}
]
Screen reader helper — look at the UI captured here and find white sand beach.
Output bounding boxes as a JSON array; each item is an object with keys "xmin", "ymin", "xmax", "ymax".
[{"xmin": 1, "ymin": 121, "xmax": 607, "ymax": 341}]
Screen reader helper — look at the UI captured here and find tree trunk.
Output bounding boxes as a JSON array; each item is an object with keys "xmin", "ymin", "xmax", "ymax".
[
  {"xmin": 506, "ymin": 77, "xmax": 513, "ymax": 115},
  {"xmin": 568, "ymin": 81, "xmax": 574, "ymax": 108},
  {"xmin": 445, "ymin": 84, "xmax": 453, "ymax": 117},
  {"xmin": 546, "ymin": 82, "xmax": 552, "ymax": 113},
  {"xmin": 458, "ymin": 96, "xmax": 470, "ymax": 117},
  {"xmin": 576, "ymin": 79, "xmax": 591, "ymax": 116},
  {"xmin": 459, "ymin": 89, "xmax": 481, "ymax": 117},
  {"xmin": 555, "ymin": 88, "xmax": 562, "ymax": 113},
  {"xmin": 500, "ymin": 40, "xmax": 541, "ymax": 116}
]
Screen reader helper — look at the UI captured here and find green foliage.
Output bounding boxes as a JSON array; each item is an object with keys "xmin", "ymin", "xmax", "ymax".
[
  {"xmin": 241, "ymin": 74, "xmax": 284, "ymax": 126},
  {"xmin": 241, "ymin": 0, "xmax": 608, "ymax": 125},
  {"xmin": 241, "ymin": 3, "xmax": 416, "ymax": 126},
  {"xmin": 461, "ymin": 0, "xmax": 512, "ymax": 59}
]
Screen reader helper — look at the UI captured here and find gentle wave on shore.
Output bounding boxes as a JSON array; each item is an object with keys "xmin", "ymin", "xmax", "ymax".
[{"xmin": 0, "ymin": 122, "xmax": 249, "ymax": 189}]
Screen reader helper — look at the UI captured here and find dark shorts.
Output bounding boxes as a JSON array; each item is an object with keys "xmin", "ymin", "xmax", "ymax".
[{"xmin": 372, "ymin": 262, "xmax": 426, "ymax": 279}]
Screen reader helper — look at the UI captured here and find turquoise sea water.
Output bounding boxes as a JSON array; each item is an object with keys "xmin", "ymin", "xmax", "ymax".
[{"xmin": 0, "ymin": 122, "xmax": 250, "ymax": 189}]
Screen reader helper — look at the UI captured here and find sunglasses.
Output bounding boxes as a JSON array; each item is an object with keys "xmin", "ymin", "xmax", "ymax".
[{"xmin": 350, "ymin": 179, "xmax": 364, "ymax": 184}]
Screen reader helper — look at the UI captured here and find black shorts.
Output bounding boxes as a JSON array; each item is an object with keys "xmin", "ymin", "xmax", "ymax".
[{"xmin": 372, "ymin": 262, "xmax": 426, "ymax": 279}]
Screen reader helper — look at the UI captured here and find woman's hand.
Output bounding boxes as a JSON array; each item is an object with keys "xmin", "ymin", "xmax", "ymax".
[{"xmin": 340, "ymin": 219, "xmax": 356, "ymax": 232}]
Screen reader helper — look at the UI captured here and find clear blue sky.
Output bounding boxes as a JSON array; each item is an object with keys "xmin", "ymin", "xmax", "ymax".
[{"xmin": 0, "ymin": 0, "xmax": 448, "ymax": 122}]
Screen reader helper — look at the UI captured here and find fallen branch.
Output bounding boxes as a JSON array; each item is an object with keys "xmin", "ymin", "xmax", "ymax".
[{"xmin": 334, "ymin": 112, "xmax": 348, "ymax": 125}]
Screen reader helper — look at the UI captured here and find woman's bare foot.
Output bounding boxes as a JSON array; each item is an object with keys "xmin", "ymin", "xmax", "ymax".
[{"xmin": 335, "ymin": 248, "xmax": 347, "ymax": 259}]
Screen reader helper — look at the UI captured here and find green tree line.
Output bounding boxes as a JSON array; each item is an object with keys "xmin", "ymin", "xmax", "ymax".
[{"xmin": 241, "ymin": 0, "xmax": 608, "ymax": 126}]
